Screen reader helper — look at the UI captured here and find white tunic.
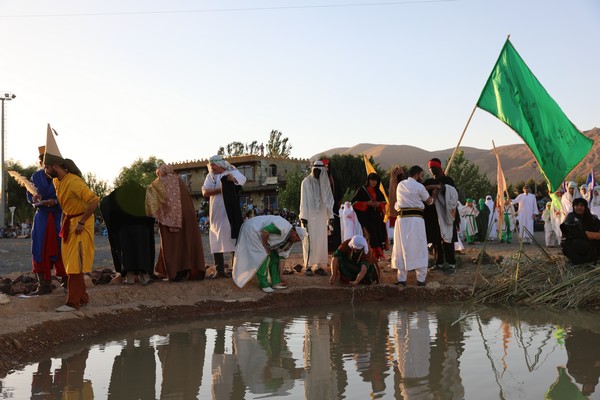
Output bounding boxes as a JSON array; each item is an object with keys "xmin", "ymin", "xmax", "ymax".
[
  {"xmin": 299, "ymin": 174, "xmax": 334, "ymax": 267},
  {"xmin": 232, "ymin": 215, "xmax": 295, "ymax": 288},
  {"xmin": 203, "ymin": 169, "xmax": 247, "ymax": 253},
  {"xmin": 512, "ymin": 193, "xmax": 537, "ymax": 240},
  {"xmin": 391, "ymin": 177, "xmax": 430, "ymax": 271}
]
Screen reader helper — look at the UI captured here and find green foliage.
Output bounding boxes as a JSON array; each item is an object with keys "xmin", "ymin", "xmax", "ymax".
[
  {"xmin": 277, "ymin": 169, "xmax": 303, "ymax": 213},
  {"xmin": 266, "ymin": 130, "xmax": 292, "ymax": 158},
  {"xmin": 323, "ymin": 154, "xmax": 388, "ymax": 205},
  {"xmin": 113, "ymin": 156, "xmax": 164, "ymax": 188},
  {"xmin": 446, "ymin": 150, "xmax": 493, "ymax": 203},
  {"xmin": 83, "ymin": 172, "xmax": 110, "ymax": 200},
  {"xmin": 218, "ymin": 142, "xmax": 246, "ymax": 157},
  {"xmin": 4, "ymin": 160, "xmax": 37, "ymax": 225}
]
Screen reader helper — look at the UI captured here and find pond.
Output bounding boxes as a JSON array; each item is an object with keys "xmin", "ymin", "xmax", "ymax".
[{"xmin": 1, "ymin": 303, "xmax": 599, "ymax": 399}]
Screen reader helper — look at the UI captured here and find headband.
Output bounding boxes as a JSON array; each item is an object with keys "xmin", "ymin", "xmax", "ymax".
[{"xmin": 428, "ymin": 159, "xmax": 442, "ymax": 169}]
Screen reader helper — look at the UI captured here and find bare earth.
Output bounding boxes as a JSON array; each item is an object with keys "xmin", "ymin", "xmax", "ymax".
[{"xmin": 0, "ymin": 231, "xmax": 558, "ymax": 377}]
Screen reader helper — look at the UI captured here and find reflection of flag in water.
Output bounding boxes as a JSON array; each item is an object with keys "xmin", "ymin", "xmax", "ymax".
[
  {"xmin": 586, "ymin": 170, "xmax": 595, "ymax": 202},
  {"xmin": 363, "ymin": 155, "xmax": 390, "ymax": 222},
  {"xmin": 477, "ymin": 39, "xmax": 593, "ymax": 192}
]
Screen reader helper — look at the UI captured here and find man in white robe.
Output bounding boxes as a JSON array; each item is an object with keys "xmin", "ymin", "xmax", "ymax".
[
  {"xmin": 485, "ymin": 195, "xmax": 498, "ymax": 240},
  {"xmin": 232, "ymin": 215, "xmax": 305, "ymax": 293},
  {"xmin": 391, "ymin": 165, "xmax": 434, "ymax": 286},
  {"xmin": 299, "ymin": 160, "xmax": 334, "ymax": 276},
  {"xmin": 512, "ymin": 185, "xmax": 538, "ymax": 244},
  {"xmin": 202, "ymin": 155, "xmax": 247, "ymax": 278}
]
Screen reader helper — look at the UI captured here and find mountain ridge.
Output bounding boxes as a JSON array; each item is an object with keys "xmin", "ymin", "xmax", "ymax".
[{"xmin": 314, "ymin": 128, "xmax": 600, "ymax": 185}]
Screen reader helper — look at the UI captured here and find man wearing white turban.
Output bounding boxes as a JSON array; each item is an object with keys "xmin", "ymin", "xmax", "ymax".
[
  {"xmin": 202, "ymin": 155, "xmax": 247, "ymax": 278},
  {"xmin": 299, "ymin": 160, "xmax": 334, "ymax": 276}
]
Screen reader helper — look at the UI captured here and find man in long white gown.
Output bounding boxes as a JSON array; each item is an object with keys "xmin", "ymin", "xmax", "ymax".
[
  {"xmin": 484, "ymin": 195, "xmax": 498, "ymax": 240},
  {"xmin": 512, "ymin": 185, "xmax": 538, "ymax": 244},
  {"xmin": 391, "ymin": 165, "xmax": 434, "ymax": 286},
  {"xmin": 299, "ymin": 161, "xmax": 334, "ymax": 276},
  {"xmin": 202, "ymin": 155, "xmax": 247, "ymax": 278}
]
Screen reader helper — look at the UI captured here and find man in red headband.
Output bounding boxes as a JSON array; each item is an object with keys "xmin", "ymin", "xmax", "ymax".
[{"xmin": 423, "ymin": 158, "xmax": 460, "ymax": 275}]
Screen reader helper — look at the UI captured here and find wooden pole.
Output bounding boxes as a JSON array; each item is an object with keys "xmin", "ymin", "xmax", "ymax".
[{"xmin": 444, "ymin": 104, "xmax": 477, "ymax": 175}]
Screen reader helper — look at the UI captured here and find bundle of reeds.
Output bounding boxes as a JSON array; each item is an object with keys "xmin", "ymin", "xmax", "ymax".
[{"xmin": 471, "ymin": 253, "xmax": 600, "ymax": 309}]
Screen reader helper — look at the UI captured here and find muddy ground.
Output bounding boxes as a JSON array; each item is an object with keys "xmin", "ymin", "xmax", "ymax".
[{"xmin": 0, "ymin": 231, "xmax": 560, "ymax": 377}]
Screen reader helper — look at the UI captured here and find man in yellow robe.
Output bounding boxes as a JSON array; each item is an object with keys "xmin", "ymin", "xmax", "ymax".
[{"xmin": 43, "ymin": 124, "xmax": 99, "ymax": 312}]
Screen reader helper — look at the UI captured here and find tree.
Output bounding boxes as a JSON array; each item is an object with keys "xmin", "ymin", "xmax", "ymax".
[
  {"xmin": 446, "ymin": 150, "xmax": 493, "ymax": 203},
  {"xmin": 266, "ymin": 130, "xmax": 292, "ymax": 158},
  {"xmin": 278, "ymin": 170, "xmax": 304, "ymax": 214},
  {"xmin": 323, "ymin": 154, "xmax": 388, "ymax": 204},
  {"xmin": 113, "ymin": 156, "xmax": 165, "ymax": 188},
  {"xmin": 83, "ymin": 172, "xmax": 110, "ymax": 200},
  {"xmin": 4, "ymin": 160, "xmax": 37, "ymax": 226}
]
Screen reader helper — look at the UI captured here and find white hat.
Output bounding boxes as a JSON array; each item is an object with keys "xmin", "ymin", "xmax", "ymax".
[
  {"xmin": 568, "ymin": 181, "xmax": 577, "ymax": 189},
  {"xmin": 580, "ymin": 184, "xmax": 588, "ymax": 190},
  {"xmin": 312, "ymin": 160, "xmax": 325, "ymax": 167},
  {"xmin": 294, "ymin": 226, "xmax": 308, "ymax": 241},
  {"xmin": 349, "ymin": 235, "xmax": 369, "ymax": 254}
]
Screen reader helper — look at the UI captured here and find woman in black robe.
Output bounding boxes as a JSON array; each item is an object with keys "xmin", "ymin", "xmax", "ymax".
[
  {"xmin": 560, "ymin": 197, "xmax": 600, "ymax": 264},
  {"xmin": 351, "ymin": 173, "xmax": 388, "ymax": 264}
]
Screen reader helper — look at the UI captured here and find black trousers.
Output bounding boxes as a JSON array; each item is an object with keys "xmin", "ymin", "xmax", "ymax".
[{"xmin": 433, "ymin": 240, "xmax": 456, "ymax": 265}]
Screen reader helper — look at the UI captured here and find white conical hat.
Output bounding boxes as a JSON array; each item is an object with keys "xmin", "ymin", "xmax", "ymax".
[{"xmin": 43, "ymin": 123, "xmax": 64, "ymax": 165}]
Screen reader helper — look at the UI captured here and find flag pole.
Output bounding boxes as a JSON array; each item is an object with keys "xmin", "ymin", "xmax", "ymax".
[{"xmin": 444, "ymin": 104, "xmax": 477, "ymax": 175}]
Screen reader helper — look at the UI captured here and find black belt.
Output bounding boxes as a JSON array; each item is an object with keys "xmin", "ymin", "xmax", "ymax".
[{"xmin": 397, "ymin": 208, "xmax": 423, "ymax": 218}]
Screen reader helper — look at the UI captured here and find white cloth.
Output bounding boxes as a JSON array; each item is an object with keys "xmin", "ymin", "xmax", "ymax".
[
  {"xmin": 550, "ymin": 201, "xmax": 563, "ymax": 241},
  {"xmin": 394, "ymin": 310, "xmax": 433, "ymax": 398},
  {"xmin": 232, "ymin": 215, "xmax": 296, "ymax": 288},
  {"xmin": 485, "ymin": 196, "xmax": 498, "ymax": 239},
  {"xmin": 542, "ymin": 207, "xmax": 559, "ymax": 247},
  {"xmin": 512, "ymin": 193, "xmax": 537, "ymax": 242},
  {"xmin": 591, "ymin": 190, "xmax": 600, "ymax": 217},
  {"xmin": 459, "ymin": 204, "xmax": 479, "ymax": 237},
  {"xmin": 299, "ymin": 171, "xmax": 334, "ymax": 268},
  {"xmin": 434, "ymin": 184, "xmax": 458, "ymax": 244},
  {"xmin": 391, "ymin": 177, "xmax": 430, "ymax": 275},
  {"xmin": 339, "ymin": 201, "xmax": 362, "ymax": 242},
  {"xmin": 203, "ymin": 169, "xmax": 247, "ymax": 253}
]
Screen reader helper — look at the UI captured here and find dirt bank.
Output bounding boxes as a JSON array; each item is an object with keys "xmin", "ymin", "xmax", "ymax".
[{"xmin": 0, "ymin": 233, "xmax": 559, "ymax": 377}]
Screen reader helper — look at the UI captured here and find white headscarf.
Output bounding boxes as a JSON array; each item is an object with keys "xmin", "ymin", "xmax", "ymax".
[
  {"xmin": 349, "ymin": 235, "xmax": 369, "ymax": 254},
  {"xmin": 208, "ymin": 155, "xmax": 235, "ymax": 173}
]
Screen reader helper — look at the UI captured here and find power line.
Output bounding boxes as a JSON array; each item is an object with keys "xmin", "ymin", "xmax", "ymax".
[{"xmin": 0, "ymin": 0, "xmax": 457, "ymax": 18}]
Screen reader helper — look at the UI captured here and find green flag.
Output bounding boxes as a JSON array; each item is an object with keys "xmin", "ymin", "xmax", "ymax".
[{"xmin": 477, "ymin": 39, "xmax": 593, "ymax": 192}]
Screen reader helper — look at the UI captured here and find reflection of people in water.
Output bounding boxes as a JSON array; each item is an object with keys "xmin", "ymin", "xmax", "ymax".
[
  {"xmin": 428, "ymin": 308, "xmax": 466, "ymax": 398},
  {"xmin": 566, "ymin": 327, "xmax": 600, "ymax": 396},
  {"xmin": 393, "ymin": 309, "xmax": 431, "ymax": 398},
  {"xmin": 53, "ymin": 348, "xmax": 94, "ymax": 399},
  {"xmin": 545, "ymin": 366, "xmax": 586, "ymax": 400},
  {"xmin": 235, "ymin": 318, "xmax": 303, "ymax": 396},
  {"xmin": 211, "ymin": 327, "xmax": 246, "ymax": 399},
  {"xmin": 108, "ymin": 336, "xmax": 156, "ymax": 400},
  {"xmin": 304, "ymin": 316, "xmax": 340, "ymax": 399},
  {"xmin": 157, "ymin": 330, "xmax": 206, "ymax": 399},
  {"xmin": 31, "ymin": 359, "xmax": 60, "ymax": 399}
]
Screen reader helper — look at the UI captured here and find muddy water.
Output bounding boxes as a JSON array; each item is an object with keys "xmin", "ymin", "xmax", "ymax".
[{"xmin": 1, "ymin": 304, "xmax": 599, "ymax": 399}]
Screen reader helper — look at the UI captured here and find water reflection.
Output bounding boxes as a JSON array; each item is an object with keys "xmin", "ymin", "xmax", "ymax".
[{"xmin": 2, "ymin": 305, "xmax": 600, "ymax": 399}]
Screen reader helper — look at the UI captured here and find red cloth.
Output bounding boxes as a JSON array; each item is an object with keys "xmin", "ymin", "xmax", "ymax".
[
  {"xmin": 66, "ymin": 273, "xmax": 89, "ymax": 309},
  {"xmin": 32, "ymin": 213, "xmax": 65, "ymax": 281},
  {"xmin": 59, "ymin": 212, "xmax": 83, "ymax": 244}
]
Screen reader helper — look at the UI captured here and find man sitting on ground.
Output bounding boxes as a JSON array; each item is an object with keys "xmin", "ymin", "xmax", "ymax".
[{"xmin": 329, "ymin": 235, "xmax": 378, "ymax": 286}]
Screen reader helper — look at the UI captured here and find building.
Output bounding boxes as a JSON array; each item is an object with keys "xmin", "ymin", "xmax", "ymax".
[{"xmin": 172, "ymin": 155, "xmax": 310, "ymax": 213}]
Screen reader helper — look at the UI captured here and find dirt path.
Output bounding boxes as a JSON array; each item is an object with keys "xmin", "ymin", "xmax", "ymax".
[{"xmin": 0, "ymin": 231, "xmax": 559, "ymax": 377}]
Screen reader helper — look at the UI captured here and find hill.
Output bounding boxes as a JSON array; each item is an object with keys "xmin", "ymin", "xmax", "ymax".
[{"xmin": 314, "ymin": 128, "xmax": 600, "ymax": 185}]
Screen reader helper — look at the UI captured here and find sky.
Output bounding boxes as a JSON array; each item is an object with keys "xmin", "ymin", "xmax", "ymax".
[{"xmin": 0, "ymin": 0, "xmax": 598, "ymax": 184}]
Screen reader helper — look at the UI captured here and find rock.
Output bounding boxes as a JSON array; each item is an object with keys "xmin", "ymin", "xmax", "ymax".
[
  {"xmin": 0, "ymin": 293, "xmax": 10, "ymax": 304},
  {"xmin": 9, "ymin": 282, "xmax": 26, "ymax": 295},
  {"xmin": 293, "ymin": 264, "xmax": 303, "ymax": 273},
  {"xmin": 84, "ymin": 275, "xmax": 94, "ymax": 288},
  {"xmin": 12, "ymin": 338, "xmax": 22, "ymax": 350},
  {"xmin": 0, "ymin": 283, "xmax": 11, "ymax": 294}
]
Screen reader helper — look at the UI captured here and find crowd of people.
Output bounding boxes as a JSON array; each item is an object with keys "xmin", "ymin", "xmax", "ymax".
[{"xmin": 18, "ymin": 126, "xmax": 600, "ymax": 306}]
